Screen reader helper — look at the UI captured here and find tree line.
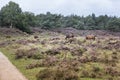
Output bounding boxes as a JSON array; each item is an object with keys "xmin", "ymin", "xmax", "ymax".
[{"xmin": 0, "ymin": 1, "xmax": 120, "ymax": 33}]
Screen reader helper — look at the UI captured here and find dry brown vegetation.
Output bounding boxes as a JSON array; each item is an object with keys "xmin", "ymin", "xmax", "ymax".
[{"xmin": 0, "ymin": 27, "xmax": 120, "ymax": 80}]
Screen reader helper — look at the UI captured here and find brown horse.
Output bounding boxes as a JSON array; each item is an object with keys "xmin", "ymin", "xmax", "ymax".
[{"xmin": 86, "ymin": 35, "xmax": 96, "ymax": 40}]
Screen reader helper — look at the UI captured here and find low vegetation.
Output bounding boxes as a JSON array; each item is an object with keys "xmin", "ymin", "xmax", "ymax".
[
  {"xmin": 0, "ymin": 28, "xmax": 120, "ymax": 80},
  {"xmin": 0, "ymin": 1, "xmax": 120, "ymax": 80}
]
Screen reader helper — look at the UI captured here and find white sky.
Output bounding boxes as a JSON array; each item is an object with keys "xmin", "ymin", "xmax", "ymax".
[{"xmin": 0, "ymin": 0, "xmax": 120, "ymax": 16}]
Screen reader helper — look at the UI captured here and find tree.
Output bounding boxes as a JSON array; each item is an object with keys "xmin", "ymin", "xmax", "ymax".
[
  {"xmin": 107, "ymin": 18, "xmax": 120, "ymax": 32},
  {"xmin": 0, "ymin": 1, "xmax": 31, "ymax": 33},
  {"xmin": 41, "ymin": 12, "xmax": 55, "ymax": 29},
  {"xmin": 96, "ymin": 15, "xmax": 109, "ymax": 29},
  {"xmin": 1, "ymin": 1, "xmax": 120, "ymax": 32},
  {"xmin": 36, "ymin": 12, "xmax": 63, "ymax": 29},
  {"xmin": 63, "ymin": 15, "xmax": 84, "ymax": 29},
  {"xmin": 0, "ymin": 1, "xmax": 22, "ymax": 28},
  {"xmin": 0, "ymin": 11, "xmax": 2, "ymax": 27},
  {"xmin": 22, "ymin": 12, "xmax": 36, "ymax": 27},
  {"xmin": 85, "ymin": 15, "xmax": 96, "ymax": 30},
  {"xmin": 14, "ymin": 13, "xmax": 31, "ymax": 33},
  {"xmin": 35, "ymin": 14, "xmax": 45, "ymax": 27}
]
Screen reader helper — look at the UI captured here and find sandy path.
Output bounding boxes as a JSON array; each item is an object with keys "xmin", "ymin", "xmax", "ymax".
[{"xmin": 0, "ymin": 52, "xmax": 28, "ymax": 80}]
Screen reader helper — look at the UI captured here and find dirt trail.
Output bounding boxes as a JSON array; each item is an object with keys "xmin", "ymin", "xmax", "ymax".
[{"xmin": 0, "ymin": 52, "xmax": 28, "ymax": 80}]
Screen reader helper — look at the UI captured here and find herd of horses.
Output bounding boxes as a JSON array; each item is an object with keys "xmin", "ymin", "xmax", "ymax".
[
  {"xmin": 65, "ymin": 33, "xmax": 96, "ymax": 40},
  {"xmin": 34, "ymin": 33, "xmax": 96, "ymax": 42}
]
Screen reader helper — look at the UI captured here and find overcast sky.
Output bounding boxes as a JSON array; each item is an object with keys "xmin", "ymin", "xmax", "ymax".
[{"xmin": 0, "ymin": 0, "xmax": 120, "ymax": 16}]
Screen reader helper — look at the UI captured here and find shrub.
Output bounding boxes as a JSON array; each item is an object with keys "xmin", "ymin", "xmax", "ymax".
[
  {"xmin": 15, "ymin": 48, "xmax": 39, "ymax": 59},
  {"xmin": 41, "ymin": 40, "xmax": 47, "ymax": 45},
  {"xmin": 71, "ymin": 47, "xmax": 87, "ymax": 56},
  {"xmin": 32, "ymin": 53, "xmax": 44, "ymax": 59},
  {"xmin": 80, "ymin": 70, "xmax": 89, "ymax": 78},
  {"xmin": 27, "ymin": 56, "xmax": 59, "ymax": 69},
  {"xmin": 36, "ymin": 65, "xmax": 79, "ymax": 80},
  {"xmin": 15, "ymin": 49, "xmax": 26, "ymax": 59},
  {"xmin": 78, "ymin": 56, "xmax": 89, "ymax": 63},
  {"xmin": 105, "ymin": 66, "xmax": 120, "ymax": 76},
  {"xmin": 36, "ymin": 58, "xmax": 80, "ymax": 80},
  {"xmin": 89, "ymin": 55, "xmax": 98, "ymax": 62},
  {"xmin": 34, "ymin": 35, "xmax": 39, "ymax": 39},
  {"xmin": 40, "ymin": 56, "xmax": 58, "ymax": 67},
  {"xmin": 5, "ymin": 35, "xmax": 11, "ymax": 38},
  {"xmin": 43, "ymin": 49, "xmax": 61, "ymax": 55}
]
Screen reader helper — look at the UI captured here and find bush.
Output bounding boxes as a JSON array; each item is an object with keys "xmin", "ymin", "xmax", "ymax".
[
  {"xmin": 43, "ymin": 49, "xmax": 61, "ymax": 55},
  {"xmin": 36, "ymin": 58, "xmax": 80, "ymax": 80},
  {"xmin": 34, "ymin": 35, "xmax": 39, "ymax": 39},
  {"xmin": 15, "ymin": 23, "xmax": 32, "ymax": 34},
  {"xmin": 40, "ymin": 56, "xmax": 58, "ymax": 67},
  {"xmin": 71, "ymin": 47, "xmax": 87, "ymax": 56},
  {"xmin": 36, "ymin": 66, "xmax": 79, "ymax": 80},
  {"xmin": 32, "ymin": 53, "xmax": 44, "ymax": 59},
  {"xmin": 15, "ymin": 49, "xmax": 26, "ymax": 59},
  {"xmin": 78, "ymin": 56, "xmax": 89, "ymax": 63},
  {"xmin": 5, "ymin": 35, "xmax": 11, "ymax": 38},
  {"xmin": 105, "ymin": 66, "xmax": 120, "ymax": 76},
  {"xmin": 15, "ymin": 48, "xmax": 39, "ymax": 59}
]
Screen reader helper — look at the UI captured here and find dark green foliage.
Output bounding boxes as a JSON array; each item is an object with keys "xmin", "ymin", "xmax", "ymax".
[
  {"xmin": 107, "ymin": 18, "xmax": 120, "ymax": 32},
  {"xmin": 0, "ymin": 1, "xmax": 22, "ymax": 27},
  {"xmin": 0, "ymin": 1, "xmax": 32, "ymax": 33},
  {"xmin": 15, "ymin": 22, "xmax": 32, "ymax": 34},
  {"xmin": 22, "ymin": 12, "xmax": 36, "ymax": 27},
  {"xmin": 0, "ymin": 11, "xmax": 2, "ymax": 26},
  {"xmin": 34, "ymin": 13, "xmax": 120, "ymax": 32},
  {"xmin": 35, "ymin": 12, "xmax": 63, "ymax": 29},
  {"xmin": 0, "ymin": 1, "xmax": 120, "ymax": 32}
]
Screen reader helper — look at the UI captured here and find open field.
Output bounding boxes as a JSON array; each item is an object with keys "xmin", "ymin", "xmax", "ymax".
[{"xmin": 0, "ymin": 28, "xmax": 120, "ymax": 80}]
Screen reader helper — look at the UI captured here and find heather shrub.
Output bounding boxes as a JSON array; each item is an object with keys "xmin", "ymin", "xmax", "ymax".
[
  {"xmin": 15, "ymin": 48, "xmax": 39, "ymax": 59},
  {"xmin": 15, "ymin": 49, "xmax": 26, "ymax": 59},
  {"xmin": 34, "ymin": 35, "xmax": 39, "ymax": 39},
  {"xmin": 78, "ymin": 56, "xmax": 89, "ymax": 63},
  {"xmin": 36, "ymin": 63, "xmax": 79, "ymax": 80},
  {"xmin": 105, "ymin": 66, "xmax": 120, "ymax": 76},
  {"xmin": 36, "ymin": 58, "xmax": 80, "ymax": 80},
  {"xmin": 43, "ymin": 48, "xmax": 61, "ymax": 55},
  {"xmin": 71, "ymin": 47, "xmax": 87, "ymax": 56},
  {"xmin": 32, "ymin": 53, "xmax": 44, "ymax": 59},
  {"xmin": 5, "ymin": 35, "xmax": 11, "ymax": 38},
  {"xmin": 40, "ymin": 56, "xmax": 58, "ymax": 67},
  {"xmin": 80, "ymin": 63, "xmax": 105, "ymax": 78}
]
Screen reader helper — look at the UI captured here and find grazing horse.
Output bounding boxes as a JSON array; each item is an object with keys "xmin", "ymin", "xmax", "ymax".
[{"xmin": 86, "ymin": 35, "xmax": 96, "ymax": 40}]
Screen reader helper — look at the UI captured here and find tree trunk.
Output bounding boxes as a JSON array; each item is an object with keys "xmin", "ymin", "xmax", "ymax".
[{"xmin": 10, "ymin": 23, "xmax": 12, "ymax": 28}]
